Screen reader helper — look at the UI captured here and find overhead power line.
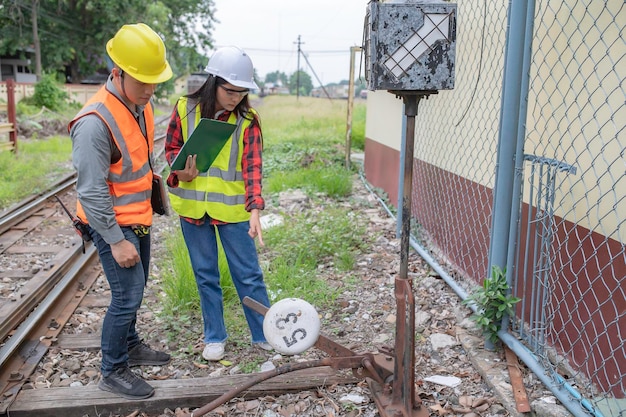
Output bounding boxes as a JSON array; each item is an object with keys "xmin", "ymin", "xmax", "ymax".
[{"xmin": 214, "ymin": 46, "xmax": 352, "ymax": 55}]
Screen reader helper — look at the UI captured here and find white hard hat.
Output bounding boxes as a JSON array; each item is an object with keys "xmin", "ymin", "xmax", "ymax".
[{"xmin": 205, "ymin": 46, "xmax": 259, "ymax": 90}]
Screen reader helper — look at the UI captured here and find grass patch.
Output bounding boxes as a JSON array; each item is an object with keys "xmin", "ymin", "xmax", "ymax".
[
  {"xmin": 0, "ymin": 136, "xmax": 72, "ymax": 208},
  {"xmin": 265, "ymin": 164, "xmax": 352, "ymax": 198},
  {"xmin": 156, "ymin": 95, "xmax": 368, "ymax": 371},
  {"xmin": 261, "ymin": 206, "xmax": 366, "ymax": 306},
  {"xmin": 260, "ymin": 96, "xmax": 364, "ymax": 175}
]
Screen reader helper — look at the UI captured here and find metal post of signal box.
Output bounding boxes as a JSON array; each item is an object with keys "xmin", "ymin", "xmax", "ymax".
[{"xmin": 364, "ymin": 1, "xmax": 457, "ymax": 415}]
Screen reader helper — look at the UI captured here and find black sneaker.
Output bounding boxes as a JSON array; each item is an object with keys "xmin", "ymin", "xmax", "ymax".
[
  {"xmin": 98, "ymin": 367, "xmax": 155, "ymax": 399},
  {"xmin": 128, "ymin": 340, "xmax": 171, "ymax": 366}
]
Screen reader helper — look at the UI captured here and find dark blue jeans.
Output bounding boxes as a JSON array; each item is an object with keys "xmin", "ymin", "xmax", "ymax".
[
  {"xmin": 180, "ymin": 219, "xmax": 270, "ymax": 344},
  {"xmin": 90, "ymin": 226, "xmax": 150, "ymax": 376}
]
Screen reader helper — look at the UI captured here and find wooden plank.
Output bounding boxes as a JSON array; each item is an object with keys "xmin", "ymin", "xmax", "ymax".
[
  {"xmin": 5, "ymin": 245, "xmax": 60, "ymax": 254},
  {"xmin": 55, "ymin": 332, "xmax": 100, "ymax": 351},
  {"xmin": 8, "ymin": 367, "xmax": 361, "ymax": 417},
  {"xmin": 0, "ymin": 270, "xmax": 32, "ymax": 279},
  {"xmin": 79, "ymin": 294, "xmax": 111, "ymax": 308},
  {"xmin": 0, "ymin": 141, "xmax": 14, "ymax": 151},
  {"xmin": 0, "ymin": 123, "xmax": 14, "ymax": 133},
  {"xmin": 504, "ymin": 346, "xmax": 531, "ymax": 412}
]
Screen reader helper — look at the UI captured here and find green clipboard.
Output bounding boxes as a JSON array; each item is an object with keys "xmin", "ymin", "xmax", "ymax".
[{"xmin": 171, "ymin": 118, "xmax": 237, "ymax": 172}]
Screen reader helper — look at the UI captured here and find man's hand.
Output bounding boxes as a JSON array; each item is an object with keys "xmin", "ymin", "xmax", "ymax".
[
  {"xmin": 248, "ymin": 209, "xmax": 264, "ymax": 247},
  {"xmin": 111, "ymin": 239, "xmax": 141, "ymax": 268},
  {"xmin": 175, "ymin": 154, "xmax": 199, "ymax": 182}
]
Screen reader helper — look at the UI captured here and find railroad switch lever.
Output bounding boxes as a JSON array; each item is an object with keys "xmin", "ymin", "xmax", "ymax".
[
  {"xmin": 53, "ymin": 195, "xmax": 92, "ymax": 243},
  {"xmin": 185, "ymin": 297, "xmax": 392, "ymax": 417},
  {"xmin": 185, "ymin": 297, "xmax": 427, "ymax": 417}
]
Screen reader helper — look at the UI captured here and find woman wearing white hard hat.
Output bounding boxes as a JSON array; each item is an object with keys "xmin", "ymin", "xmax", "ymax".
[{"xmin": 165, "ymin": 46, "xmax": 272, "ymax": 361}]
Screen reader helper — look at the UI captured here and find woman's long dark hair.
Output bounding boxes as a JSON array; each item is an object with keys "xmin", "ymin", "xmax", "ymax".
[{"xmin": 185, "ymin": 75, "xmax": 254, "ymax": 122}]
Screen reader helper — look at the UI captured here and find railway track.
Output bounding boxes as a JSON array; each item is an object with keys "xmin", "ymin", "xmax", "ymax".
[
  {"xmin": 0, "ymin": 116, "xmax": 360, "ymax": 417},
  {"xmin": 0, "ymin": 175, "xmax": 101, "ymax": 415},
  {"xmin": 0, "ymin": 123, "xmax": 200, "ymax": 415},
  {"xmin": 0, "ymin": 165, "xmax": 360, "ymax": 416}
]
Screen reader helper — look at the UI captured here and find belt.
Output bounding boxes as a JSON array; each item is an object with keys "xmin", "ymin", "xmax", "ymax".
[{"xmin": 131, "ymin": 225, "xmax": 150, "ymax": 237}]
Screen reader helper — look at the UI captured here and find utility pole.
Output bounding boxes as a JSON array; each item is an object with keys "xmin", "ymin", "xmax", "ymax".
[
  {"xmin": 294, "ymin": 35, "xmax": 303, "ymax": 99},
  {"xmin": 345, "ymin": 46, "xmax": 362, "ymax": 169},
  {"xmin": 32, "ymin": 0, "xmax": 42, "ymax": 81}
]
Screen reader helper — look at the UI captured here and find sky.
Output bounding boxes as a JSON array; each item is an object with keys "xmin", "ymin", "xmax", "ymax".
[{"xmin": 209, "ymin": 0, "xmax": 370, "ymax": 86}]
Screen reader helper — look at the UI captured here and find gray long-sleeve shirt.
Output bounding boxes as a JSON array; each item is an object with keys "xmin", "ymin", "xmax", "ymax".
[{"xmin": 70, "ymin": 75, "xmax": 147, "ymax": 245}]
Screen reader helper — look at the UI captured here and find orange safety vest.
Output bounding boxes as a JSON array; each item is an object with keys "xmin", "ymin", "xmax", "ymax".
[{"xmin": 68, "ymin": 85, "xmax": 154, "ymax": 227}]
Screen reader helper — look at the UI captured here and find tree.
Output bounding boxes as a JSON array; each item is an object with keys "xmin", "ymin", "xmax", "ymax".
[
  {"xmin": 264, "ymin": 71, "xmax": 288, "ymax": 86},
  {"xmin": 288, "ymin": 70, "xmax": 313, "ymax": 96},
  {"xmin": 0, "ymin": 0, "xmax": 216, "ymax": 85}
]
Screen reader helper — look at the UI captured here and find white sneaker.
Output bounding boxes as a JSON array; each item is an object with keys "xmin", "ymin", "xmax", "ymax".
[
  {"xmin": 202, "ymin": 342, "xmax": 225, "ymax": 361},
  {"xmin": 255, "ymin": 342, "xmax": 273, "ymax": 351}
]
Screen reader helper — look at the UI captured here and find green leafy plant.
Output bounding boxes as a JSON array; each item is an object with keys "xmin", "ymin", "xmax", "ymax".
[
  {"xmin": 28, "ymin": 73, "xmax": 69, "ymax": 111},
  {"xmin": 462, "ymin": 266, "xmax": 521, "ymax": 345}
]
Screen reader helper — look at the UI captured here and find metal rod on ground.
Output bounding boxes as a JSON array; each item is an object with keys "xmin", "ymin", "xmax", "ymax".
[{"xmin": 187, "ymin": 359, "xmax": 334, "ymax": 417}]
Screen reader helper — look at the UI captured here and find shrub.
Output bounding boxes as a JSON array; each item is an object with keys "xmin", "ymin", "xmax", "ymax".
[
  {"xmin": 29, "ymin": 73, "xmax": 69, "ymax": 111},
  {"xmin": 462, "ymin": 266, "xmax": 521, "ymax": 345}
]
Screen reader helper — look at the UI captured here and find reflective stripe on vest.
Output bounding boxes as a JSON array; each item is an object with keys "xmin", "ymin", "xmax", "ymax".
[
  {"xmin": 168, "ymin": 97, "xmax": 253, "ymax": 223},
  {"xmin": 69, "ymin": 85, "xmax": 154, "ymax": 226}
]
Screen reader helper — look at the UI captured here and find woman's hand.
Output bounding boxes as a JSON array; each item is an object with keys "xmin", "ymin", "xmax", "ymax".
[
  {"xmin": 175, "ymin": 154, "xmax": 199, "ymax": 182},
  {"xmin": 248, "ymin": 209, "xmax": 264, "ymax": 246}
]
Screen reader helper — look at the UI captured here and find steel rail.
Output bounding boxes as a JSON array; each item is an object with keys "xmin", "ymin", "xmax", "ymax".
[
  {"xmin": 0, "ymin": 173, "xmax": 77, "ymax": 235},
  {"xmin": 0, "ymin": 243, "xmax": 87, "ymax": 344},
  {"xmin": 0, "ymin": 243, "xmax": 99, "ymax": 415},
  {"xmin": 0, "ymin": 243, "xmax": 97, "ymax": 369}
]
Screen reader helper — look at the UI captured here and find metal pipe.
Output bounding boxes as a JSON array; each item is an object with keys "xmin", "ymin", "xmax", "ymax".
[
  {"xmin": 187, "ymin": 358, "xmax": 334, "ymax": 417},
  {"xmin": 487, "ymin": 0, "xmax": 530, "ymax": 273},
  {"xmin": 345, "ymin": 46, "xmax": 362, "ymax": 170},
  {"xmin": 393, "ymin": 93, "xmax": 420, "ymax": 413},
  {"xmin": 504, "ymin": 0, "xmax": 537, "ymax": 334},
  {"xmin": 499, "ymin": 331, "xmax": 604, "ymax": 417},
  {"xmin": 396, "ymin": 103, "xmax": 407, "ymax": 238}
]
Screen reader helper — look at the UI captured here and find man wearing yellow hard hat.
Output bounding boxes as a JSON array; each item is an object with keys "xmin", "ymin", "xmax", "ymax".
[{"xmin": 68, "ymin": 23, "xmax": 173, "ymax": 400}]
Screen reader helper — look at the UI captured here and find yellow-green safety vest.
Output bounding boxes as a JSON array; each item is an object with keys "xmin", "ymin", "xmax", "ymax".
[{"xmin": 168, "ymin": 97, "xmax": 254, "ymax": 223}]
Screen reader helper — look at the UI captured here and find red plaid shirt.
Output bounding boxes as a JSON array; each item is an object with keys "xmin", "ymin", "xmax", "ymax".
[{"xmin": 165, "ymin": 108, "xmax": 264, "ymax": 225}]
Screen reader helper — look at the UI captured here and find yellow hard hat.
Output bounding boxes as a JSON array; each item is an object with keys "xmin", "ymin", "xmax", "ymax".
[{"xmin": 106, "ymin": 23, "xmax": 173, "ymax": 84}]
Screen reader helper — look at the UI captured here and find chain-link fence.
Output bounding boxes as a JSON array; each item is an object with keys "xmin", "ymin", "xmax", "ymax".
[
  {"xmin": 514, "ymin": 1, "xmax": 625, "ymax": 415},
  {"xmin": 364, "ymin": 0, "xmax": 624, "ymax": 416}
]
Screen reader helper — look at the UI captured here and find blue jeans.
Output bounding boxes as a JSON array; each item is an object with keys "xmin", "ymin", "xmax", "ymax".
[
  {"xmin": 180, "ymin": 218, "xmax": 270, "ymax": 344},
  {"xmin": 90, "ymin": 226, "xmax": 150, "ymax": 376}
]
